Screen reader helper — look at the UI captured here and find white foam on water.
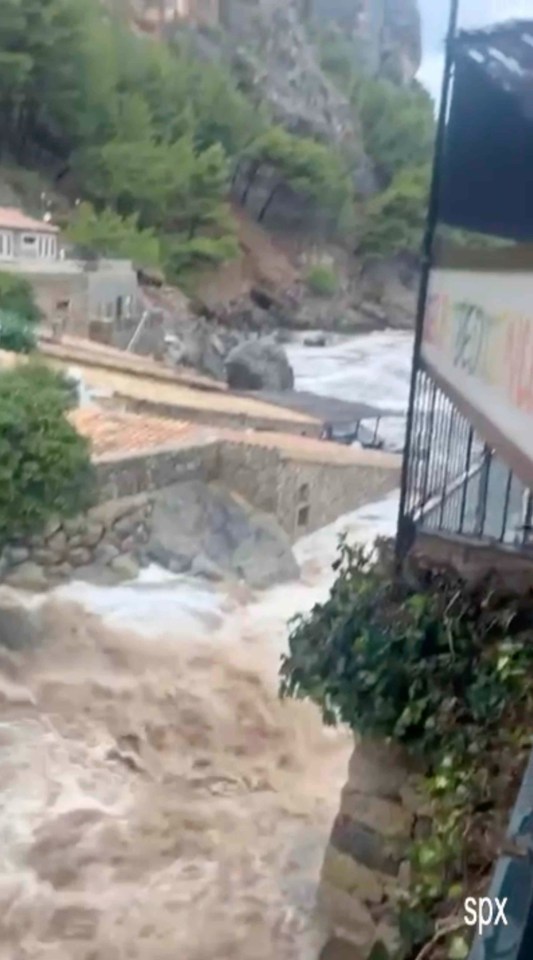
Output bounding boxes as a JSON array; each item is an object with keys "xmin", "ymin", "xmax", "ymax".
[{"xmin": 287, "ymin": 330, "xmax": 413, "ymax": 450}]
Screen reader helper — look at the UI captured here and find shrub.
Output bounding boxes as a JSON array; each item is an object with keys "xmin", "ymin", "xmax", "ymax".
[
  {"xmin": 0, "ymin": 272, "xmax": 41, "ymax": 325},
  {"xmin": 0, "ymin": 363, "xmax": 95, "ymax": 546},
  {"xmin": 0, "ymin": 311, "xmax": 36, "ymax": 353},
  {"xmin": 305, "ymin": 264, "xmax": 338, "ymax": 297}
]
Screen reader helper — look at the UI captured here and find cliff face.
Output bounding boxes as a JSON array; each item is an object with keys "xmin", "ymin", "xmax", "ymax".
[
  {"xmin": 220, "ymin": 1, "xmax": 364, "ymax": 151},
  {"xmin": 305, "ymin": 0, "xmax": 421, "ymax": 85}
]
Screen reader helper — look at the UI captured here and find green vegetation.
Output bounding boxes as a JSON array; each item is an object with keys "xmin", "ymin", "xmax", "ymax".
[
  {"xmin": 305, "ymin": 264, "xmax": 338, "ymax": 297},
  {"xmin": 0, "ymin": 1, "xmax": 352, "ymax": 280},
  {"xmin": 356, "ymin": 78, "xmax": 435, "ymax": 187},
  {"xmin": 0, "ymin": 273, "xmax": 41, "ymax": 326},
  {"xmin": 0, "ymin": 362, "xmax": 94, "ymax": 547},
  {"xmin": 281, "ymin": 542, "xmax": 533, "ymax": 958},
  {"xmin": 0, "ymin": 0, "xmax": 255, "ymax": 283},
  {"xmin": 316, "ymin": 28, "xmax": 436, "ymax": 257},
  {"xmin": 0, "ymin": 0, "xmax": 435, "ymax": 286},
  {"xmin": 359, "ymin": 165, "xmax": 431, "ymax": 258},
  {"xmin": 66, "ymin": 203, "xmax": 161, "ymax": 268},
  {"xmin": 240, "ymin": 126, "xmax": 352, "ymax": 225},
  {"xmin": 0, "ymin": 272, "xmax": 41, "ymax": 353}
]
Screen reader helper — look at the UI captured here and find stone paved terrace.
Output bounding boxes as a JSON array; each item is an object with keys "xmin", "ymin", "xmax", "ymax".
[
  {"xmin": 57, "ymin": 360, "xmax": 318, "ymax": 431},
  {"xmin": 221, "ymin": 427, "xmax": 401, "ymax": 469},
  {"xmin": 38, "ymin": 334, "xmax": 227, "ymax": 392},
  {"xmin": 70, "ymin": 406, "xmax": 400, "ymax": 471},
  {"xmin": 0, "ymin": 346, "xmax": 318, "ymax": 433}
]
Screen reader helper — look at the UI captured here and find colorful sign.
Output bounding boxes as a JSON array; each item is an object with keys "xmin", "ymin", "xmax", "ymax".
[{"xmin": 421, "ymin": 264, "xmax": 533, "ymax": 486}]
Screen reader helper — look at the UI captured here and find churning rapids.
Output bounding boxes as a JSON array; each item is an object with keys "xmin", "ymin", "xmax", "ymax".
[{"xmin": 0, "ymin": 331, "xmax": 412, "ymax": 960}]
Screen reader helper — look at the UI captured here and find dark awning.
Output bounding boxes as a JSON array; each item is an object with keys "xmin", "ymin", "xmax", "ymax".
[
  {"xmin": 439, "ymin": 20, "xmax": 533, "ymax": 241},
  {"xmin": 244, "ymin": 390, "xmax": 400, "ymax": 425}
]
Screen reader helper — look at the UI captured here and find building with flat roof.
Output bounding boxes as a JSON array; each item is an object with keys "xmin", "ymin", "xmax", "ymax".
[{"xmin": 0, "ymin": 207, "xmax": 59, "ymax": 263}]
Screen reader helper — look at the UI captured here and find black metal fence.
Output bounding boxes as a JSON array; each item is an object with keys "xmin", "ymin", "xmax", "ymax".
[{"xmin": 401, "ymin": 367, "xmax": 533, "ymax": 551}]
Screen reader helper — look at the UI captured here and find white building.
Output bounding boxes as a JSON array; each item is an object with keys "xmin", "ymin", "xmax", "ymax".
[{"xmin": 0, "ymin": 207, "xmax": 59, "ymax": 263}]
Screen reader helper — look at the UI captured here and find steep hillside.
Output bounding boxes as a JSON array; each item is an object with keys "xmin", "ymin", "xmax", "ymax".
[{"xmin": 0, "ymin": 0, "xmax": 431, "ymax": 330}]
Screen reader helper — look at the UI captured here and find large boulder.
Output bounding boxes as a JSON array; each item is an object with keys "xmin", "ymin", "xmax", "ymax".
[
  {"xmin": 146, "ymin": 481, "xmax": 299, "ymax": 589},
  {"xmin": 225, "ymin": 339, "xmax": 294, "ymax": 391}
]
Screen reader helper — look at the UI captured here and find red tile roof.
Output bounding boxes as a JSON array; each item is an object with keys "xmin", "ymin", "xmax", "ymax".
[
  {"xmin": 70, "ymin": 406, "xmax": 200, "ymax": 457},
  {"xmin": 0, "ymin": 207, "xmax": 59, "ymax": 234}
]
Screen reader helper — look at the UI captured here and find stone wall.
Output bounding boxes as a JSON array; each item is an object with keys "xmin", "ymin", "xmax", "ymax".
[
  {"xmin": 0, "ymin": 436, "xmax": 399, "ymax": 588},
  {"xmin": 412, "ymin": 530, "xmax": 533, "ymax": 594},
  {"xmin": 0, "ymin": 443, "xmax": 220, "ymax": 590},
  {"xmin": 320, "ymin": 738, "xmax": 427, "ymax": 957},
  {"xmin": 275, "ymin": 453, "xmax": 400, "ymax": 540},
  {"xmin": 95, "ymin": 440, "xmax": 220, "ymax": 501},
  {"xmin": 1, "ymin": 494, "xmax": 152, "ymax": 590},
  {"xmin": 218, "ymin": 441, "xmax": 401, "ymax": 541}
]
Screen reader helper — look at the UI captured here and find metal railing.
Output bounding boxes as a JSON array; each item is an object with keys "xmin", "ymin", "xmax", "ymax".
[{"xmin": 401, "ymin": 367, "xmax": 533, "ymax": 551}]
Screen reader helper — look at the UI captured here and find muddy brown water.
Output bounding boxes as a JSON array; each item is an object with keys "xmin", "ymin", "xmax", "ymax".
[{"xmin": 0, "ymin": 596, "xmax": 351, "ymax": 960}]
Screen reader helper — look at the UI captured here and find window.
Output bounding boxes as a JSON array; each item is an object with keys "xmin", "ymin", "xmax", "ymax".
[
  {"xmin": 0, "ymin": 232, "xmax": 14, "ymax": 259},
  {"xmin": 297, "ymin": 505, "xmax": 310, "ymax": 528}
]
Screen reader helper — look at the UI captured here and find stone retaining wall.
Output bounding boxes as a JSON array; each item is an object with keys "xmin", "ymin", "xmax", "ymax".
[
  {"xmin": 1, "ymin": 494, "xmax": 152, "ymax": 591},
  {"xmin": 218, "ymin": 442, "xmax": 401, "ymax": 541},
  {"xmin": 95, "ymin": 439, "xmax": 220, "ymax": 501},
  {"xmin": 0, "ymin": 435, "xmax": 399, "ymax": 588},
  {"xmin": 320, "ymin": 738, "xmax": 427, "ymax": 957}
]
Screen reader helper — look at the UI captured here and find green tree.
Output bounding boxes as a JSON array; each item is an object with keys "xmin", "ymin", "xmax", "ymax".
[
  {"xmin": 359, "ymin": 165, "xmax": 430, "ymax": 258},
  {"xmin": 0, "ymin": 362, "xmax": 94, "ymax": 545},
  {"xmin": 66, "ymin": 203, "xmax": 161, "ymax": 268},
  {"xmin": 241, "ymin": 126, "xmax": 352, "ymax": 224},
  {"xmin": 0, "ymin": 0, "xmax": 91, "ymax": 159},
  {"xmin": 356, "ymin": 78, "xmax": 435, "ymax": 187}
]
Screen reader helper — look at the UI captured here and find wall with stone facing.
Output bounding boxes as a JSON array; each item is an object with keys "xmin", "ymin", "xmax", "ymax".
[
  {"xmin": 218, "ymin": 441, "xmax": 401, "ymax": 541},
  {"xmin": 412, "ymin": 530, "xmax": 533, "ymax": 594},
  {"xmin": 1, "ymin": 494, "xmax": 152, "ymax": 591},
  {"xmin": 0, "ymin": 435, "xmax": 399, "ymax": 588},
  {"xmin": 275, "ymin": 454, "xmax": 400, "ymax": 540},
  {"xmin": 320, "ymin": 738, "xmax": 427, "ymax": 957},
  {"xmin": 95, "ymin": 439, "xmax": 221, "ymax": 501}
]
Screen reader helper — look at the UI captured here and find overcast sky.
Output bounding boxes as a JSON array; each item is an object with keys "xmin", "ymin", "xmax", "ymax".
[{"xmin": 418, "ymin": 0, "xmax": 533, "ymax": 98}]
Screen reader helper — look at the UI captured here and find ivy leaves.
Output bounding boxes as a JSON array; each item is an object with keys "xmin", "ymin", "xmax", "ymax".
[{"xmin": 280, "ymin": 543, "xmax": 533, "ymax": 959}]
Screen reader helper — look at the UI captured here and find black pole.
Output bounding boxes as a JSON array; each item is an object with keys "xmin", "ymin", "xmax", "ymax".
[{"xmin": 395, "ymin": 0, "xmax": 461, "ymax": 561}]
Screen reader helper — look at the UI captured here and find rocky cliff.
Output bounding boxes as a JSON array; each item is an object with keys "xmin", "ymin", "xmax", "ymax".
[
  {"xmin": 308, "ymin": 0, "xmax": 421, "ymax": 85},
  {"xmin": 191, "ymin": 0, "xmax": 421, "ymax": 180},
  {"xmin": 200, "ymin": 0, "xmax": 366, "ymax": 160}
]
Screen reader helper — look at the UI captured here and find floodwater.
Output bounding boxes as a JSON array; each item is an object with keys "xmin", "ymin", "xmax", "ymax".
[{"xmin": 0, "ymin": 332, "xmax": 412, "ymax": 960}]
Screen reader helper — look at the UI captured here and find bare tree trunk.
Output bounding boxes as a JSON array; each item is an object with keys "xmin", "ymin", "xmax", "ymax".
[
  {"xmin": 258, "ymin": 182, "xmax": 282, "ymax": 223},
  {"xmin": 240, "ymin": 159, "xmax": 262, "ymax": 207}
]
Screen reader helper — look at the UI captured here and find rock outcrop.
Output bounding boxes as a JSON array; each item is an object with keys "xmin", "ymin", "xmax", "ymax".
[
  {"xmin": 147, "ymin": 481, "xmax": 300, "ymax": 589},
  {"xmin": 225, "ymin": 339, "xmax": 294, "ymax": 391}
]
